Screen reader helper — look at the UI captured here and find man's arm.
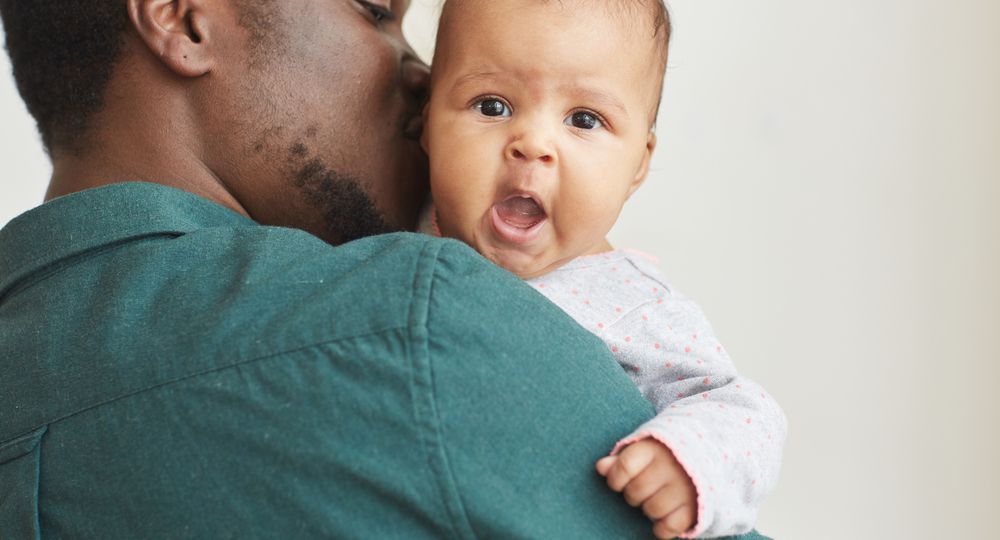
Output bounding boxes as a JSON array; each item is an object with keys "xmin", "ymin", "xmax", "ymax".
[{"xmin": 419, "ymin": 242, "xmax": 657, "ymax": 536}]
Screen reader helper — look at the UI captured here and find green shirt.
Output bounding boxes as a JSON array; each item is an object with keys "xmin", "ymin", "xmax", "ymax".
[{"xmin": 0, "ymin": 183, "xmax": 767, "ymax": 539}]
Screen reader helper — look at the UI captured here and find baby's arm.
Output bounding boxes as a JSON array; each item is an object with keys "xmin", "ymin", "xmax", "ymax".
[{"xmin": 598, "ymin": 289, "xmax": 787, "ymax": 538}]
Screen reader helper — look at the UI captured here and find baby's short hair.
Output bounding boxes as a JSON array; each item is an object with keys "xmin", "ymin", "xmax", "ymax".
[
  {"xmin": 597, "ymin": 0, "xmax": 672, "ymax": 64},
  {"xmin": 439, "ymin": 1, "xmax": 670, "ymax": 58},
  {"xmin": 597, "ymin": 0, "xmax": 672, "ymax": 119}
]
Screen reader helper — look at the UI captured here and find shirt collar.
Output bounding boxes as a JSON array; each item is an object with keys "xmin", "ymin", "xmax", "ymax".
[{"xmin": 0, "ymin": 182, "xmax": 255, "ymax": 300}]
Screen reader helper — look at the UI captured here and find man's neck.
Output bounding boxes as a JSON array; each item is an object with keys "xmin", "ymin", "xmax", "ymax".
[
  {"xmin": 44, "ymin": 41, "xmax": 251, "ymax": 219},
  {"xmin": 45, "ymin": 117, "xmax": 249, "ymax": 219}
]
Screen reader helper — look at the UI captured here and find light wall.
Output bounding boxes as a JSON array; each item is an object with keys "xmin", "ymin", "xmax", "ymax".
[
  {"xmin": 4, "ymin": 2, "xmax": 999, "ymax": 538},
  {"xmin": 0, "ymin": 35, "xmax": 48, "ymax": 219}
]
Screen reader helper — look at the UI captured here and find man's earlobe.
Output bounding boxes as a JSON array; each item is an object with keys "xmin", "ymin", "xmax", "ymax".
[{"xmin": 128, "ymin": 0, "xmax": 214, "ymax": 77}]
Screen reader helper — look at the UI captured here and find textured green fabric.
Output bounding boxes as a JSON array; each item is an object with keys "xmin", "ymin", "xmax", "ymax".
[{"xmin": 0, "ymin": 183, "xmax": 769, "ymax": 539}]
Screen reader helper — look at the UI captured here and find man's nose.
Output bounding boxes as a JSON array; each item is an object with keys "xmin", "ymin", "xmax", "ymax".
[{"xmin": 401, "ymin": 57, "xmax": 430, "ymax": 101}]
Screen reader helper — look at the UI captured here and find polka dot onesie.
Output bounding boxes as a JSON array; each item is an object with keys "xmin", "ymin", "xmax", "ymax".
[{"xmin": 526, "ymin": 250, "xmax": 787, "ymax": 538}]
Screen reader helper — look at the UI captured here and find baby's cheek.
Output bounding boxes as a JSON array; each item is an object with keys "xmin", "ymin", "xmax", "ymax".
[
  {"xmin": 433, "ymin": 191, "xmax": 476, "ymax": 241},
  {"xmin": 568, "ymin": 190, "xmax": 619, "ymax": 229}
]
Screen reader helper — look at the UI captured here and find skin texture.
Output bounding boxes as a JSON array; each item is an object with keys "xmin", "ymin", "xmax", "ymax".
[
  {"xmin": 423, "ymin": 2, "xmax": 695, "ymax": 537},
  {"xmin": 422, "ymin": 0, "xmax": 657, "ymax": 280},
  {"xmin": 45, "ymin": 0, "xmax": 430, "ymax": 245}
]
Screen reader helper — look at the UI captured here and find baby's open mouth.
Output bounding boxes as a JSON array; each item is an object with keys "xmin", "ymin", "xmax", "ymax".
[{"xmin": 494, "ymin": 195, "xmax": 546, "ymax": 229}]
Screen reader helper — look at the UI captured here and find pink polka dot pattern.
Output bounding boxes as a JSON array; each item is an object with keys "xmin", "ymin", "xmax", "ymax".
[{"xmin": 525, "ymin": 249, "xmax": 787, "ymax": 538}]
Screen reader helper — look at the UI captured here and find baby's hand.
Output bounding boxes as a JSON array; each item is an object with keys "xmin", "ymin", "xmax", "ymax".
[{"xmin": 596, "ymin": 439, "xmax": 697, "ymax": 539}]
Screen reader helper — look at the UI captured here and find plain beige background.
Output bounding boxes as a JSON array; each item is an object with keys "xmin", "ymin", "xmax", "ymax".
[{"xmin": 2, "ymin": 1, "xmax": 998, "ymax": 538}]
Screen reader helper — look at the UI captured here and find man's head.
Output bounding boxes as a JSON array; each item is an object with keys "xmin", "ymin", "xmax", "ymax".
[
  {"xmin": 0, "ymin": 0, "xmax": 431, "ymax": 244},
  {"xmin": 421, "ymin": 0, "xmax": 671, "ymax": 278},
  {"xmin": 0, "ymin": 1, "xmax": 127, "ymax": 153}
]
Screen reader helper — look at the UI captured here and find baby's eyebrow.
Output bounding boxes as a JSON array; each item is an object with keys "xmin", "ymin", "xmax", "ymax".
[
  {"xmin": 451, "ymin": 71, "xmax": 504, "ymax": 91},
  {"xmin": 567, "ymin": 87, "xmax": 629, "ymax": 117}
]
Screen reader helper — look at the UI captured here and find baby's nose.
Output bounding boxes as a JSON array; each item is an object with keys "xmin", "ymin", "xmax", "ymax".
[{"xmin": 506, "ymin": 134, "xmax": 556, "ymax": 165}]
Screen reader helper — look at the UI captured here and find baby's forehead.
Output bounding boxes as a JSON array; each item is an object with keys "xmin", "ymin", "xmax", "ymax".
[
  {"xmin": 435, "ymin": 1, "xmax": 669, "ymax": 81},
  {"xmin": 439, "ymin": 0, "xmax": 667, "ymax": 31},
  {"xmin": 439, "ymin": 0, "xmax": 668, "ymax": 45}
]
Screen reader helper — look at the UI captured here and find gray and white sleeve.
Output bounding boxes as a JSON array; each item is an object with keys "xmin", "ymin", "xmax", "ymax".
[
  {"xmin": 529, "ymin": 252, "xmax": 787, "ymax": 538},
  {"xmin": 603, "ymin": 289, "xmax": 787, "ymax": 538}
]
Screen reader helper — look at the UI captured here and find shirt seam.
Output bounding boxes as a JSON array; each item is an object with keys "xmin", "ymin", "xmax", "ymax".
[
  {"xmin": 406, "ymin": 240, "xmax": 478, "ymax": 540},
  {"xmin": 0, "ymin": 232, "xmax": 186, "ymax": 305},
  {"xmin": 3, "ymin": 325, "xmax": 410, "ymax": 444}
]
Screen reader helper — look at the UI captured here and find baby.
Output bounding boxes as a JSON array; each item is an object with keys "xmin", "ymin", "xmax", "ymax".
[{"xmin": 420, "ymin": 1, "xmax": 787, "ymax": 538}]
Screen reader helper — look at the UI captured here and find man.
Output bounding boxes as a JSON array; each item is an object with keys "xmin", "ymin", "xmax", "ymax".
[{"xmin": 0, "ymin": 1, "xmax": 766, "ymax": 538}]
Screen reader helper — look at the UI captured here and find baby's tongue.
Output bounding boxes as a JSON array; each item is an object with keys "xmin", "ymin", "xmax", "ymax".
[{"xmin": 495, "ymin": 197, "xmax": 546, "ymax": 229}]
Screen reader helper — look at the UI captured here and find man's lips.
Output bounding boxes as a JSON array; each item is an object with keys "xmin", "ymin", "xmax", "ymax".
[{"xmin": 490, "ymin": 194, "xmax": 547, "ymax": 244}]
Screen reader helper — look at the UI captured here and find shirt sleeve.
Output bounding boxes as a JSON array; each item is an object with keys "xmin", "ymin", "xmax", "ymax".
[
  {"xmin": 420, "ymin": 242, "xmax": 660, "ymax": 537},
  {"xmin": 605, "ymin": 289, "xmax": 788, "ymax": 539}
]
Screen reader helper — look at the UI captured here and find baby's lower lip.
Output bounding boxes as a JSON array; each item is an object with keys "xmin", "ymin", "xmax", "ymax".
[{"xmin": 490, "ymin": 205, "xmax": 547, "ymax": 245}]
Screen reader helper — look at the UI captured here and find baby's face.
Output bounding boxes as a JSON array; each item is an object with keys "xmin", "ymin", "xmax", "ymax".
[{"xmin": 423, "ymin": 1, "xmax": 661, "ymax": 279}]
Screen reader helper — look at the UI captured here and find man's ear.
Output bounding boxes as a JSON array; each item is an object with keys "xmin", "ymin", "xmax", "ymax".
[
  {"xmin": 127, "ymin": 0, "xmax": 214, "ymax": 77},
  {"xmin": 627, "ymin": 131, "xmax": 657, "ymax": 197}
]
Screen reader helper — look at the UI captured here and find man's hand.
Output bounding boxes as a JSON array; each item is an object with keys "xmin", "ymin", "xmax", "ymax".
[{"xmin": 596, "ymin": 438, "xmax": 698, "ymax": 539}]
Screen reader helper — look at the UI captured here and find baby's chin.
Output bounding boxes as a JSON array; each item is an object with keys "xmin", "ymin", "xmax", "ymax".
[
  {"xmin": 483, "ymin": 247, "xmax": 566, "ymax": 281},
  {"xmin": 480, "ymin": 235, "xmax": 615, "ymax": 280}
]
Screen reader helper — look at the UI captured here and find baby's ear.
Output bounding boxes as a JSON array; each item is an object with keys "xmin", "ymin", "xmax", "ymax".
[{"xmin": 628, "ymin": 131, "xmax": 657, "ymax": 197}]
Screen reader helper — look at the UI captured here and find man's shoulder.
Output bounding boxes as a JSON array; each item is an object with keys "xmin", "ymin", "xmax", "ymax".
[
  {"xmin": 0, "ymin": 221, "xmax": 534, "ymax": 440},
  {"xmin": 180, "ymin": 227, "xmax": 535, "ymax": 333}
]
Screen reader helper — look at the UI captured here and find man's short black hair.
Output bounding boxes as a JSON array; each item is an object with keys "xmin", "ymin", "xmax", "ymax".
[
  {"xmin": 0, "ymin": 1, "xmax": 275, "ymax": 154},
  {"xmin": 0, "ymin": 1, "xmax": 131, "ymax": 153}
]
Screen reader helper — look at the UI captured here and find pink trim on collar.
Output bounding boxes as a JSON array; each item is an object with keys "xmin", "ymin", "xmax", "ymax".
[{"xmin": 430, "ymin": 205, "xmax": 443, "ymax": 237}]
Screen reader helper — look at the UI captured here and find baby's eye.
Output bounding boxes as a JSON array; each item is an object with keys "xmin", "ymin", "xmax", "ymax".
[
  {"xmin": 566, "ymin": 111, "xmax": 602, "ymax": 130},
  {"xmin": 475, "ymin": 98, "xmax": 512, "ymax": 118}
]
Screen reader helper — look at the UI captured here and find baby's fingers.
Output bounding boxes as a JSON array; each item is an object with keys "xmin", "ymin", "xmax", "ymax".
[
  {"xmin": 595, "ymin": 455, "xmax": 616, "ymax": 476},
  {"xmin": 623, "ymin": 458, "xmax": 674, "ymax": 507},
  {"xmin": 603, "ymin": 445, "xmax": 656, "ymax": 492},
  {"xmin": 648, "ymin": 487, "xmax": 697, "ymax": 539}
]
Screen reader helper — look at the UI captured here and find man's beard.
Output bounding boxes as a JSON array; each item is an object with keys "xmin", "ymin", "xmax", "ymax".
[{"xmin": 291, "ymin": 156, "xmax": 395, "ymax": 245}]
